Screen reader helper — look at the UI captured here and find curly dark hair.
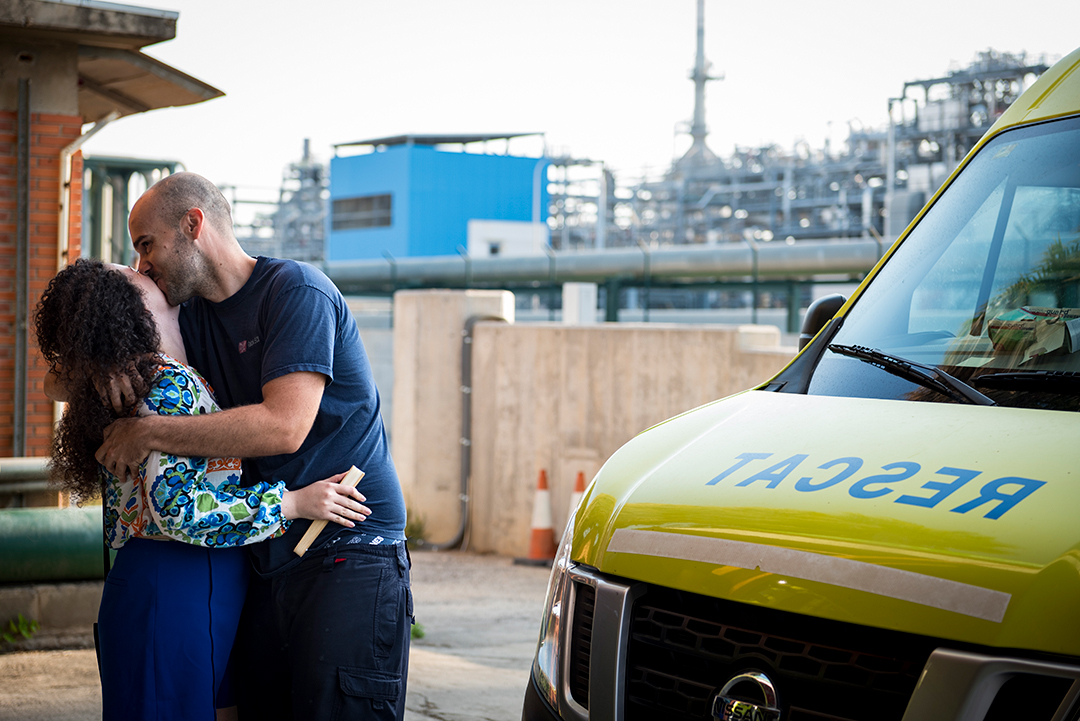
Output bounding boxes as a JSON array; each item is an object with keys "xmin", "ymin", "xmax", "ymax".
[{"xmin": 34, "ymin": 259, "xmax": 162, "ymax": 500}]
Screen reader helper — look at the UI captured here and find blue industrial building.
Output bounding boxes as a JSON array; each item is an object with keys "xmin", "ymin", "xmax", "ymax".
[{"xmin": 327, "ymin": 133, "xmax": 549, "ymax": 261}]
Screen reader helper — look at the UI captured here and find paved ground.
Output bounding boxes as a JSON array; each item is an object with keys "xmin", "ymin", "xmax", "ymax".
[{"xmin": 0, "ymin": 550, "xmax": 551, "ymax": 721}]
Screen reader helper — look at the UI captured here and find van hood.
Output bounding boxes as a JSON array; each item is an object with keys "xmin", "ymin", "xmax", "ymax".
[{"xmin": 574, "ymin": 391, "xmax": 1080, "ymax": 656}]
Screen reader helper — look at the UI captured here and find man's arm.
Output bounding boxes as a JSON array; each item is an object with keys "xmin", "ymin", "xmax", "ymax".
[{"xmin": 95, "ymin": 371, "xmax": 325, "ymax": 480}]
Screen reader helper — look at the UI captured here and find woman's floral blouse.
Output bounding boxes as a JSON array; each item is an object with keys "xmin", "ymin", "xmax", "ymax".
[{"xmin": 101, "ymin": 356, "xmax": 291, "ymax": 549}]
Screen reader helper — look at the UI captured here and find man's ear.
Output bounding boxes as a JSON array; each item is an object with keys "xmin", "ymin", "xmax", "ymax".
[{"xmin": 184, "ymin": 207, "xmax": 207, "ymax": 240}]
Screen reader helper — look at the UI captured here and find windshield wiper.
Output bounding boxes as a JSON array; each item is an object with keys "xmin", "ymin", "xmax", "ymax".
[
  {"xmin": 828, "ymin": 344, "xmax": 996, "ymax": 406},
  {"xmin": 972, "ymin": 370, "xmax": 1080, "ymax": 394}
]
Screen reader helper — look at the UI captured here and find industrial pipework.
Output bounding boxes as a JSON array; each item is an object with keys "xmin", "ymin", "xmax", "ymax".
[{"xmin": 325, "ymin": 237, "xmax": 883, "ymax": 294}]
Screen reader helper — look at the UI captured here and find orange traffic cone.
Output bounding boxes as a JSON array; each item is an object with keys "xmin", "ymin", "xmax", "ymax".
[
  {"xmin": 568, "ymin": 471, "xmax": 586, "ymax": 520},
  {"xmin": 515, "ymin": 469, "xmax": 557, "ymax": 566}
]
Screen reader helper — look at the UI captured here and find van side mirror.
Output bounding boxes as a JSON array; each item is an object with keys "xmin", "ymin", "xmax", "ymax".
[{"xmin": 799, "ymin": 294, "xmax": 846, "ymax": 350}]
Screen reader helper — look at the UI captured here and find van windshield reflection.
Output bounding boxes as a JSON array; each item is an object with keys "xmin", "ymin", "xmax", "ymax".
[{"xmin": 808, "ymin": 115, "xmax": 1080, "ymax": 412}]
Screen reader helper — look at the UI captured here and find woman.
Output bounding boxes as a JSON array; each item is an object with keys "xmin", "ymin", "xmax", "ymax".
[{"xmin": 34, "ymin": 259, "xmax": 369, "ymax": 721}]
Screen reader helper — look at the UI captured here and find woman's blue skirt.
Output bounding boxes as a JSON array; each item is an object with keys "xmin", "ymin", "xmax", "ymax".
[{"xmin": 98, "ymin": 538, "xmax": 250, "ymax": 721}]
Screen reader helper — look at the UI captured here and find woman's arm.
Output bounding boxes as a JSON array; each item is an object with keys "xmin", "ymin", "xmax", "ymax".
[
  {"xmin": 141, "ymin": 452, "xmax": 370, "ymax": 547},
  {"xmin": 281, "ymin": 473, "xmax": 372, "ymax": 527},
  {"xmin": 132, "ymin": 363, "xmax": 369, "ymax": 547}
]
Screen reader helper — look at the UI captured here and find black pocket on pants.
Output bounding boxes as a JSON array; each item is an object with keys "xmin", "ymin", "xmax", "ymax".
[
  {"xmin": 373, "ymin": 563, "xmax": 400, "ymax": 660},
  {"xmin": 334, "ymin": 667, "xmax": 402, "ymax": 720}
]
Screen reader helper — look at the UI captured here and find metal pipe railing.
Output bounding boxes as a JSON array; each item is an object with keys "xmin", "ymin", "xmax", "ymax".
[
  {"xmin": 326, "ymin": 237, "xmax": 886, "ymax": 291},
  {"xmin": 0, "ymin": 456, "xmax": 50, "ymax": 495},
  {"xmin": 0, "ymin": 458, "xmax": 107, "ymax": 583},
  {"xmin": 0, "ymin": 506, "xmax": 105, "ymax": 583}
]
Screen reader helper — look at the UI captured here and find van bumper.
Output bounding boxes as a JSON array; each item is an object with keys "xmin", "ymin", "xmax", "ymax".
[{"xmin": 522, "ymin": 673, "xmax": 562, "ymax": 721}]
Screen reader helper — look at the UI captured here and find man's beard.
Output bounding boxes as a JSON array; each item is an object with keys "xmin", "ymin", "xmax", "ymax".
[{"xmin": 158, "ymin": 230, "xmax": 208, "ymax": 305}]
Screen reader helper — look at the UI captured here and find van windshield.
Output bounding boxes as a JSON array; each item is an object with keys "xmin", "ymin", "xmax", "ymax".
[{"xmin": 808, "ymin": 114, "xmax": 1080, "ymax": 411}]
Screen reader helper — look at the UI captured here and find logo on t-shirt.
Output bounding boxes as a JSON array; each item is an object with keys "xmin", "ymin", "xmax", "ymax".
[{"xmin": 238, "ymin": 336, "xmax": 261, "ymax": 354}]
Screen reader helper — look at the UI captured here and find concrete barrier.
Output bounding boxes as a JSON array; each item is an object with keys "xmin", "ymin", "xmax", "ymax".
[
  {"xmin": 393, "ymin": 290, "xmax": 795, "ymax": 556},
  {"xmin": 391, "ymin": 290, "xmax": 516, "ymax": 547},
  {"xmin": 0, "ymin": 581, "xmax": 100, "ymax": 651}
]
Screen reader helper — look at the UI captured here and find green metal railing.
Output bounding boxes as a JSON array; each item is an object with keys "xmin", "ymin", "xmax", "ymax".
[
  {"xmin": 0, "ymin": 456, "xmax": 50, "ymax": 495},
  {"xmin": 0, "ymin": 457, "xmax": 106, "ymax": 583}
]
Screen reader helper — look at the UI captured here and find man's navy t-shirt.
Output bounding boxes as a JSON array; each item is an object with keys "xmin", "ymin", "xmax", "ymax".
[{"xmin": 179, "ymin": 257, "xmax": 406, "ymax": 574}]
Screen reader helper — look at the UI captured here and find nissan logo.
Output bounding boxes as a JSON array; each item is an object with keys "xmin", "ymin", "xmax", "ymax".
[{"xmin": 711, "ymin": 670, "xmax": 782, "ymax": 721}]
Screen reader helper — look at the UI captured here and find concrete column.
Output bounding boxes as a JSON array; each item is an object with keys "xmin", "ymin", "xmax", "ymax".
[
  {"xmin": 391, "ymin": 289, "xmax": 514, "ymax": 546},
  {"xmin": 562, "ymin": 282, "xmax": 598, "ymax": 325}
]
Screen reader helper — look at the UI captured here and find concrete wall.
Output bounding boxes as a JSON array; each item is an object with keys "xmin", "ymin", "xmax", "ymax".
[
  {"xmin": 393, "ymin": 290, "xmax": 795, "ymax": 556},
  {"xmin": 0, "ymin": 581, "xmax": 101, "ymax": 649},
  {"xmin": 346, "ymin": 297, "xmax": 395, "ymax": 435},
  {"xmin": 357, "ymin": 326, "xmax": 394, "ymax": 433},
  {"xmin": 0, "ymin": 41, "xmax": 78, "ymax": 116},
  {"xmin": 391, "ymin": 290, "xmax": 515, "ymax": 545}
]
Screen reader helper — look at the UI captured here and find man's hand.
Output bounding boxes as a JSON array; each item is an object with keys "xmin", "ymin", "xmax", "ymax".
[
  {"xmin": 282, "ymin": 474, "xmax": 371, "ymax": 527},
  {"xmin": 95, "ymin": 417, "xmax": 155, "ymax": 480}
]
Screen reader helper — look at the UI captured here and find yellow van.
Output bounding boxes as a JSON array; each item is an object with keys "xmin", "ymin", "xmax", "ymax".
[{"xmin": 523, "ymin": 47, "xmax": 1080, "ymax": 721}]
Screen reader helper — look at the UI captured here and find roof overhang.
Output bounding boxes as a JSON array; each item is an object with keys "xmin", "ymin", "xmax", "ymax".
[
  {"xmin": 0, "ymin": 0, "xmax": 177, "ymax": 49},
  {"xmin": 334, "ymin": 132, "xmax": 542, "ymax": 150},
  {"xmin": 1, "ymin": 0, "xmax": 224, "ymax": 123},
  {"xmin": 77, "ymin": 45, "xmax": 224, "ymax": 122}
]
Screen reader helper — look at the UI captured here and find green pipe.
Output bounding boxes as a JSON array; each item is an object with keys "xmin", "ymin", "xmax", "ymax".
[{"xmin": 0, "ymin": 507, "xmax": 107, "ymax": 583}]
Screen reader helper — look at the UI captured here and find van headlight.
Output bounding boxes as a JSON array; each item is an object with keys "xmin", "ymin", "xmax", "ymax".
[{"xmin": 532, "ymin": 513, "xmax": 576, "ymax": 708}]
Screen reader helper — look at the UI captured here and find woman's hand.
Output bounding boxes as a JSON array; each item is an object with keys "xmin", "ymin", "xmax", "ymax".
[
  {"xmin": 282, "ymin": 480, "xmax": 371, "ymax": 527},
  {"xmin": 93, "ymin": 364, "xmax": 138, "ymax": 415}
]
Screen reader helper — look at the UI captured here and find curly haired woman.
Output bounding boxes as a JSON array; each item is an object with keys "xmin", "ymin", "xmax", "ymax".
[{"xmin": 35, "ymin": 259, "xmax": 371, "ymax": 721}]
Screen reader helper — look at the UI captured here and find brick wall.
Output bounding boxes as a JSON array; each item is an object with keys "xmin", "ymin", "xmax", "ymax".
[{"xmin": 0, "ymin": 110, "xmax": 83, "ymax": 460}]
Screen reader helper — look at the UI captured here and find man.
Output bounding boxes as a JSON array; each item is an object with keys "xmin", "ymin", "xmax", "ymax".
[{"xmin": 95, "ymin": 172, "xmax": 411, "ymax": 720}]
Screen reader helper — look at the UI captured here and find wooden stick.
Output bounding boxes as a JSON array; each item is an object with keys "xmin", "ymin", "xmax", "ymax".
[{"xmin": 293, "ymin": 466, "xmax": 365, "ymax": 557}]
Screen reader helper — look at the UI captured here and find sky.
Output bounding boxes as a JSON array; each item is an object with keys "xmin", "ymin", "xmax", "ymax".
[{"xmin": 83, "ymin": 0, "xmax": 1080, "ymax": 204}]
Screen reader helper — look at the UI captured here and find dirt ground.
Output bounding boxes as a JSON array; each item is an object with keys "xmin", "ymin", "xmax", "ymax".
[{"xmin": 0, "ymin": 550, "xmax": 551, "ymax": 721}]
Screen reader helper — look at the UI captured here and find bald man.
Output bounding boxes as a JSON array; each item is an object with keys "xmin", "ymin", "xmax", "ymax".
[{"xmin": 97, "ymin": 172, "xmax": 411, "ymax": 720}]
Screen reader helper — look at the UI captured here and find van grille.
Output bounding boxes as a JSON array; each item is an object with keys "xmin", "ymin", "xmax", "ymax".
[
  {"xmin": 568, "ymin": 582, "xmax": 595, "ymax": 708},
  {"xmin": 624, "ymin": 586, "xmax": 936, "ymax": 721}
]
